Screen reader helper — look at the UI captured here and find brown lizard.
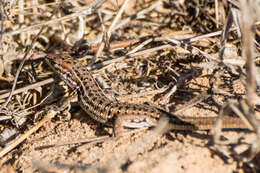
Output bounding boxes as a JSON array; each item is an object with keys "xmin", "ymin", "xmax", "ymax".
[{"xmin": 45, "ymin": 53, "xmax": 257, "ymax": 136}]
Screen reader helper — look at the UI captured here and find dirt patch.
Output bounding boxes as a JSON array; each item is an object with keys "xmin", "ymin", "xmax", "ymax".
[{"xmin": 0, "ymin": 0, "xmax": 260, "ymax": 172}]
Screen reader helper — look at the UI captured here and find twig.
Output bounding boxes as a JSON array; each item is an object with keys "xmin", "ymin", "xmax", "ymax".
[
  {"xmin": 0, "ymin": 0, "xmax": 4, "ymax": 42},
  {"xmin": 0, "ymin": 110, "xmax": 55, "ymax": 157},
  {"xmin": 240, "ymin": 0, "xmax": 258, "ymax": 131},
  {"xmin": 114, "ymin": 1, "xmax": 162, "ymax": 30},
  {"xmin": 0, "ymin": 78, "xmax": 54, "ymax": 100},
  {"xmin": 34, "ymin": 135, "xmax": 110, "ymax": 150},
  {"xmin": 0, "ymin": 2, "xmax": 61, "ymax": 109},
  {"xmin": 88, "ymin": 28, "xmax": 239, "ymax": 70},
  {"xmin": 5, "ymin": 0, "xmax": 106, "ymax": 36},
  {"xmin": 94, "ymin": 0, "xmax": 130, "ymax": 60},
  {"xmin": 0, "ymin": 27, "xmax": 45, "ymax": 109}
]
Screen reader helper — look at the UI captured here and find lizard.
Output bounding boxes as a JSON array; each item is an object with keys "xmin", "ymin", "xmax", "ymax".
[{"xmin": 45, "ymin": 53, "xmax": 258, "ymax": 136}]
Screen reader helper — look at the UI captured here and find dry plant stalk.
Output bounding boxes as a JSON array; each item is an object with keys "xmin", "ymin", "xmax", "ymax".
[
  {"xmin": 1, "ymin": 0, "xmax": 260, "ymax": 172},
  {"xmin": 240, "ymin": 0, "xmax": 258, "ymax": 131}
]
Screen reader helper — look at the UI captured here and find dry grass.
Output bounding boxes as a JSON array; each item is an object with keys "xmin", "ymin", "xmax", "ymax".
[{"xmin": 0, "ymin": 0, "xmax": 260, "ymax": 172}]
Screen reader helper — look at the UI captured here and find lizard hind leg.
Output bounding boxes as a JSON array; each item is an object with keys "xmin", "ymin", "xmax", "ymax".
[{"xmin": 113, "ymin": 115, "xmax": 158, "ymax": 137}]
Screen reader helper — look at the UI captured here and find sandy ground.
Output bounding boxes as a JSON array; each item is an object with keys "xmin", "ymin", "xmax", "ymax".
[
  {"xmin": 0, "ymin": 0, "xmax": 259, "ymax": 172},
  {"xmin": 1, "ymin": 105, "xmax": 258, "ymax": 173}
]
